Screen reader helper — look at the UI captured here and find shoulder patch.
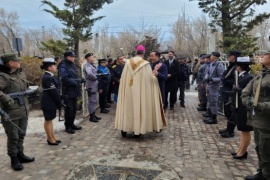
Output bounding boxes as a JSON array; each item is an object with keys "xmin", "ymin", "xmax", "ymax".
[{"xmin": 112, "ymin": 65, "xmax": 116, "ymax": 68}]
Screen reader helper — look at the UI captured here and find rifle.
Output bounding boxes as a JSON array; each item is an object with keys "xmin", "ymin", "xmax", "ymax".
[
  {"xmin": 8, "ymin": 89, "xmax": 36, "ymax": 106},
  {"xmin": 235, "ymin": 69, "xmax": 239, "ymax": 109},
  {"xmin": 0, "ymin": 108, "xmax": 24, "ymax": 133}
]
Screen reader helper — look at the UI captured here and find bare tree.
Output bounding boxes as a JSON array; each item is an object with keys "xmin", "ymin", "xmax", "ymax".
[{"xmin": 0, "ymin": 8, "xmax": 20, "ymax": 53}]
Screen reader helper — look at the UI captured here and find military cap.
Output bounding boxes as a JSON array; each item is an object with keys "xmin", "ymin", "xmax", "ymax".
[
  {"xmin": 43, "ymin": 58, "xmax": 56, "ymax": 64},
  {"xmin": 64, "ymin": 51, "xmax": 76, "ymax": 57},
  {"xmin": 236, "ymin": 56, "xmax": 251, "ymax": 65},
  {"xmin": 211, "ymin": 51, "xmax": 220, "ymax": 57},
  {"xmin": 228, "ymin": 50, "xmax": 241, "ymax": 57},
  {"xmin": 0, "ymin": 54, "xmax": 21, "ymax": 64},
  {"xmin": 98, "ymin": 58, "xmax": 107, "ymax": 64},
  {"xmin": 199, "ymin": 54, "xmax": 206, "ymax": 58},
  {"xmin": 205, "ymin": 54, "xmax": 211, "ymax": 58},
  {"xmin": 84, "ymin": 53, "xmax": 94, "ymax": 59}
]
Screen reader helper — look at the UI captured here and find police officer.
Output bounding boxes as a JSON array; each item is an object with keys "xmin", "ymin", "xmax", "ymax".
[
  {"xmin": 58, "ymin": 51, "xmax": 83, "ymax": 134},
  {"xmin": 111, "ymin": 55, "xmax": 125, "ymax": 102},
  {"xmin": 197, "ymin": 54, "xmax": 211, "ymax": 111},
  {"xmin": 0, "ymin": 54, "xmax": 35, "ymax": 171},
  {"xmin": 242, "ymin": 50, "xmax": 270, "ymax": 180},
  {"xmin": 97, "ymin": 59, "xmax": 110, "ymax": 113},
  {"xmin": 204, "ymin": 52, "xmax": 225, "ymax": 124},
  {"xmin": 219, "ymin": 50, "xmax": 241, "ymax": 138},
  {"xmin": 83, "ymin": 53, "xmax": 101, "ymax": 123}
]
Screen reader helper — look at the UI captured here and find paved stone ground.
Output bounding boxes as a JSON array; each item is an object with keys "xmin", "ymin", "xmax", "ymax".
[{"xmin": 0, "ymin": 87, "xmax": 259, "ymax": 180}]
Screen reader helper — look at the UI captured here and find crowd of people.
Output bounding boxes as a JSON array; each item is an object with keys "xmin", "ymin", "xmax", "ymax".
[{"xmin": 0, "ymin": 46, "xmax": 270, "ymax": 180}]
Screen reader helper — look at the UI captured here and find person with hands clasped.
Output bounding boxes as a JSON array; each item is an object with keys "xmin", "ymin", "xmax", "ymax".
[{"xmin": 40, "ymin": 58, "xmax": 62, "ymax": 145}]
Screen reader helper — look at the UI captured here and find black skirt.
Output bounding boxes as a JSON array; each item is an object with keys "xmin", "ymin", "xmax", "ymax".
[
  {"xmin": 236, "ymin": 106, "xmax": 253, "ymax": 132},
  {"xmin": 43, "ymin": 110, "xmax": 57, "ymax": 121}
]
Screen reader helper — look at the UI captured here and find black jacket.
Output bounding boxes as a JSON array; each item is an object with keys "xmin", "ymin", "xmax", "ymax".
[
  {"xmin": 41, "ymin": 72, "xmax": 62, "ymax": 111},
  {"xmin": 221, "ymin": 62, "xmax": 235, "ymax": 102},
  {"xmin": 177, "ymin": 63, "xmax": 189, "ymax": 82},
  {"xmin": 164, "ymin": 59, "xmax": 179, "ymax": 92}
]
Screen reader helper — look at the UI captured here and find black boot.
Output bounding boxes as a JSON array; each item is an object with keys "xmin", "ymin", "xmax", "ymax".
[
  {"xmin": 203, "ymin": 109, "xmax": 212, "ymax": 117},
  {"xmin": 205, "ymin": 115, "xmax": 217, "ymax": 124},
  {"xmin": 11, "ymin": 157, "xmax": 23, "ymax": 171},
  {"xmin": 89, "ymin": 114, "xmax": 98, "ymax": 123},
  {"xmin": 219, "ymin": 129, "xmax": 227, "ymax": 134},
  {"xmin": 197, "ymin": 106, "xmax": 207, "ymax": 111},
  {"xmin": 100, "ymin": 108, "xmax": 110, "ymax": 113},
  {"xmin": 94, "ymin": 112, "xmax": 101, "ymax": 120},
  {"xmin": 71, "ymin": 124, "xmax": 82, "ymax": 130},
  {"xmin": 17, "ymin": 152, "xmax": 35, "ymax": 163},
  {"xmin": 245, "ymin": 170, "xmax": 265, "ymax": 180},
  {"xmin": 221, "ymin": 123, "xmax": 235, "ymax": 138},
  {"xmin": 221, "ymin": 131, "xmax": 234, "ymax": 138}
]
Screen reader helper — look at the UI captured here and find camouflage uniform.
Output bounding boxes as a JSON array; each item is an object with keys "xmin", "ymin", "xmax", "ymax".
[
  {"xmin": 242, "ymin": 67, "xmax": 270, "ymax": 180},
  {"xmin": 0, "ymin": 54, "xmax": 34, "ymax": 171}
]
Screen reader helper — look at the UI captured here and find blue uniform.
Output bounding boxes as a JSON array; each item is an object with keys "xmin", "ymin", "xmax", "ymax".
[{"xmin": 204, "ymin": 60, "xmax": 224, "ymax": 115}]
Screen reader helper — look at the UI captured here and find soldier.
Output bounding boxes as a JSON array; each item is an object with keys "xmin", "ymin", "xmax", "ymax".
[
  {"xmin": 204, "ymin": 52, "xmax": 225, "ymax": 124},
  {"xmin": 242, "ymin": 50, "xmax": 270, "ymax": 180},
  {"xmin": 219, "ymin": 50, "xmax": 241, "ymax": 137},
  {"xmin": 0, "ymin": 54, "xmax": 35, "ymax": 171},
  {"xmin": 111, "ymin": 55, "xmax": 125, "ymax": 102},
  {"xmin": 197, "ymin": 54, "xmax": 211, "ymax": 111},
  {"xmin": 58, "ymin": 51, "xmax": 83, "ymax": 134},
  {"xmin": 97, "ymin": 59, "xmax": 110, "ymax": 113},
  {"xmin": 83, "ymin": 53, "xmax": 101, "ymax": 123},
  {"xmin": 164, "ymin": 51, "xmax": 179, "ymax": 110}
]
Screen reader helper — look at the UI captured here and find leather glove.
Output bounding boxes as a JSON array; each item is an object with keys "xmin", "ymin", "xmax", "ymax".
[
  {"xmin": 5, "ymin": 97, "xmax": 14, "ymax": 109},
  {"xmin": 232, "ymin": 85, "xmax": 241, "ymax": 92},
  {"xmin": 81, "ymin": 78, "xmax": 86, "ymax": 83},
  {"xmin": 245, "ymin": 99, "xmax": 253, "ymax": 111}
]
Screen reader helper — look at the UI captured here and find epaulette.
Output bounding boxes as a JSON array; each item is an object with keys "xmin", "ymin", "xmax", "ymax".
[{"xmin": 112, "ymin": 65, "xmax": 116, "ymax": 68}]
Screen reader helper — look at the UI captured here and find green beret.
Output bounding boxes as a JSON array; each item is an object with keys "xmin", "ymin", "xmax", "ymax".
[{"xmin": 0, "ymin": 54, "xmax": 21, "ymax": 64}]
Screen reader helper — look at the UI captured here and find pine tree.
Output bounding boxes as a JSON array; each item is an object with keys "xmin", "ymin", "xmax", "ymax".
[
  {"xmin": 41, "ymin": 0, "xmax": 113, "ymax": 64},
  {"xmin": 191, "ymin": 0, "xmax": 270, "ymax": 53}
]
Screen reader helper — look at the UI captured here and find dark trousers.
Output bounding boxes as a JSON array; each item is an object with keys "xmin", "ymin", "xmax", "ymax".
[
  {"xmin": 224, "ymin": 102, "xmax": 236, "ymax": 133},
  {"xmin": 99, "ymin": 88, "xmax": 108, "ymax": 109},
  {"xmin": 165, "ymin": 91, "xmax": 177, "ymax": 108},
  {"xmin": 178, "ymin": 81, "xmax": 185, "ymax": 105},
  {"xmin": 254, "ymin": 128, "xmax": 270, "ymax": 179},
  {"xmin": 2, "ymin": 118, "xmax": 27, "ymax": 157},
  {"xmin": 64, "ymin": 98, "xmax": 77, "ymax": 129}
]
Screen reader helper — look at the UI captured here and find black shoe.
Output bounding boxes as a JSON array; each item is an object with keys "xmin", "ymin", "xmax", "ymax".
[
  {"xmin": 56, "ymin": 140, "xmax": 62, "ymax": 143},
  {"xmin": 180, "ymin": 104, "xmax": 185, "ymax": 108},
  {"xmin": 203, "ymin": 112, "xmax": 211, "ymax": 117},
  {"xmin": 11, "ymin": 157, "xmax": 23, "ymax": 171},
  {"xmin": 100, "ymin": 109, "xmax": 110, "ymax": 113},
  {"xmin": 71, "ymin": 125, "xmax": 82, "ymax": 130},
  {"xmin": 121, "ymin": 131, "xmax": 127, "ymax": 137},
  {"xmin": 197, "ymin": 107, "xmax": 207, "ymax": 111},
  {"xmin": 163, "ymin": 106, "xmax": 168, "ymax": 110},
  {"xmin": 47, "ymin": 140, "xmax": 59, "ymax": 146},
  {"xmin": 134, "ymin": 134, "xmax": 142, "ymax": 138},
  {"xmin": 89, "ymin": 114, "xmax": 98, "ymax": 122},
  {"xmin": 219, "ymin": 129, "xmax": 227, "ymax": 134},
  {"xmin": 169, "ymin": 106, "xmax": 174, "ymax": 110},
  {"xmin": 221, "ymin": 131, "xmax": 234, "ymax": 138},
  {"xmin": 65, "ymin": 128, "xmax": 75, "ymax": 134},
  {"xmin": 245, "ymin": 171, "xmax": 264, "ymax": 180},
  {"xmin": 233, "ymin": 151, "xmax": 248, "ymax": 160},
  {"xmin": 17, "ymin": 152, "xmax": 35, "ymax": 163},
  {"xmin": 94, "ymin": 115, "xmax": 101, "ymax": 120},
  {"xmin": 107, "ymin": 100, "xmax": 113, "ymax": 104},
  {"xmin": 105, "ymin": 104, "xmax": 111, "ymax": 108},
  {"xmin": 231, "ymin": 151, "xmax": 237, "ymax": 156},
  {"xmin": 204, "ymin": 118, "xmax": 217, "ymax": 124}
]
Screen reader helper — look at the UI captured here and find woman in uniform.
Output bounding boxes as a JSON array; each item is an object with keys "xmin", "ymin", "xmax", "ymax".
[
  {"xmin": 40, "ymin": 58, "xmax": 62, "ymax": 145},
  {"xmin": 230, "ymin": 57, "xmax": 253, "ymax": 159},
  {"xmin": 242, "ymin": 51, "xmax": 270, "ymax": 180}
]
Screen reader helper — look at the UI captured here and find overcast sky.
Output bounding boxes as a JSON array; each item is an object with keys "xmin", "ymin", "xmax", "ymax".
[{"xmin": 1, "ymin": 0, "xmax": 270, "ymax": 35}]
